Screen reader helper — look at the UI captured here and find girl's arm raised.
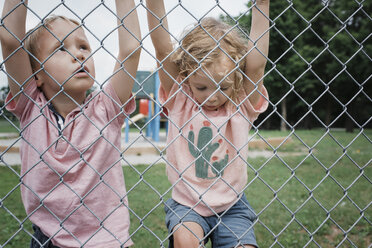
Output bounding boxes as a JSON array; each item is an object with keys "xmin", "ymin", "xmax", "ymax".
[
  {"xmin": 146, "ymin": 0, "xmax": 179, "ymax": 96},
  {"xmin": 244, "ymin": 0, "xmax": 270, "ymax": 107},
  {"xmin": 0, "ymin": 0, "xmax": 33, "ymax": 102},
  {"xmin": 111, "ymin": 0, "xmax": 141, "ymax": 105}
]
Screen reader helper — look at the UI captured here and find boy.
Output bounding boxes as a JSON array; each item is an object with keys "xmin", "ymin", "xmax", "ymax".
[{"xmin": 0, "ymin": 0, "xmax": 141, "ymax": 247}]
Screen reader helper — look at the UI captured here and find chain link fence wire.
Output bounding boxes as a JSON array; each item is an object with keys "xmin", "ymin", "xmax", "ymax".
[{"xmin": 0, "ymin": 0, "xmax": 371, "ymax": 247}]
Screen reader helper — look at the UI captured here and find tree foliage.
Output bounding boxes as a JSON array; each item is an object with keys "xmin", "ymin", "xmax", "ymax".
[{"xmin": 223, "ymin": 0, "xmax": 371, "ymax": 131}]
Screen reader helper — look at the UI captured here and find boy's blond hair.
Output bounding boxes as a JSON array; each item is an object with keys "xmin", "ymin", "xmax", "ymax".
[
  {"xmin": 25, "ymin": 15, "xmax": 80, "ymax": 72},
  {"xmin": 171, "ymin": 17, "xmax": 248, "ymax": 103}
]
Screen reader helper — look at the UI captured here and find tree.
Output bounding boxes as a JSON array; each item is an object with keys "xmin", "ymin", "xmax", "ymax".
[
  {"xmin": 222, "ymin": 0, "xmax": 371, "ymax": 131},
  {"xmin": 0, "ymin": 85, "xmax": 17, "ymax": 121},
  {"xmin": 319, "ymin": 0, "xmax": 372, "ymax": 132}
]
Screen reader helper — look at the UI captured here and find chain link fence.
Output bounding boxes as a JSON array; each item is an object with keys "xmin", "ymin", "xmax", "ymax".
[{"xmin": 0, "ymin": 0, "xmax": 371, "ymax": 247}]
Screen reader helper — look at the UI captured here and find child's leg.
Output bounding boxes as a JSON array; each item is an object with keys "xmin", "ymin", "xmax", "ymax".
[
  {"xmin": 164, "ymin": 198, "xmax": 210, "ymax": 248},
  {"xmin": 173, "ymin": 221, "xmax": 204, "ymax": 248},
  {"xmin": 30, "ymin": 225, "xmax": 60, "ymax": 248},
  {"xmin": 209, "ymin": 194, "xmax": 258, "ymax": 248}
]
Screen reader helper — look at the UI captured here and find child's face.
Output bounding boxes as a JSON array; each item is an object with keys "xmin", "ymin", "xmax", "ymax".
[
  {"xmin": 188, "ymin": 57, "xmax": 235, "ymax": 111},
  {"xmin": 35, "ymin": 18, "xmax": 95, "ymax": 101}
]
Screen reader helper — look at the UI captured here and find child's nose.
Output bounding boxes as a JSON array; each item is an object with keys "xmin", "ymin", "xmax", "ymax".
[
  {"xmin": 208, "ymin": 92, "xmax": 218, "ymax": 102},
  {"xmin": 74, "ymin": 50, "xmax": 85, "ymax": 62}
]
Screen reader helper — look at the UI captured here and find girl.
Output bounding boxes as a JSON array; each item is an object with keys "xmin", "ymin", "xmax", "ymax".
[{"xmin": 146, "ymin": 0, "xmax": 270, "ymax": 247}]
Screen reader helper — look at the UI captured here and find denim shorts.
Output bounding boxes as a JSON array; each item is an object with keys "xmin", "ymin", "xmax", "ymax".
[
  {"xmin": 30, "ymin": 225, "xmax": 59, "ymax": 248},
  {"xmin": 164, "ymin": 194, "xmax": 258, "ymax": 248}
]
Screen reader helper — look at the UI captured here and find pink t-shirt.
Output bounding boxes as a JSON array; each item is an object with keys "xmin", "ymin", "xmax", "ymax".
[
  {"xmin": 6, "ymin": 80, "xmax": 135, "ymax": 247},
  {"xmin": 159, "ymin": 82, "xmax": 268, "ymax": 216}
]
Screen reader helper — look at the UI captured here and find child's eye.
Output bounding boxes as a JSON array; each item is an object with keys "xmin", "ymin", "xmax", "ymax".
[
  {"xmin": 220, "ymin": 86, "xmax": 231, "ymax": 91},
  {"xmin": 80, "ymin": 45, "xmax": 91, "ymax": 52},
  {"xmin": 196, "ymin": 87, "xmax": 206, "ymax": 91},
  {"xmin": 58, "ymin": 46, "xmax": 67, "ymax": 52}
]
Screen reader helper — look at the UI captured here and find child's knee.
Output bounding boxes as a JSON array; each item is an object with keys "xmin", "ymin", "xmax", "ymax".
[
  {"xmin": 172, "ymin": 222, "xmax": 204, "ymax": 248},
  {"xmin": 243, "ymin": 245, "xmax": 257, "ymax": 248}
]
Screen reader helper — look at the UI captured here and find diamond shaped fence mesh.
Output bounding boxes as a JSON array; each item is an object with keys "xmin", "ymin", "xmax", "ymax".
[{"xmin": 0, "ymin": 0, "xmax": 371, "ymax": 247}]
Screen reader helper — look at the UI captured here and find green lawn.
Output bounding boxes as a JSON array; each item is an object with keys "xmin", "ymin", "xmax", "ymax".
[
  {"xmin": 0, "ymin": 129, "xmax": 371, "ymax": 247},
  {"xmin": 0, "ymin": 118, "xmax": 148, "ymax": 134},
  {"xmin": 0, "ymin": 119, "xmax": 19, "ymax": 134}
]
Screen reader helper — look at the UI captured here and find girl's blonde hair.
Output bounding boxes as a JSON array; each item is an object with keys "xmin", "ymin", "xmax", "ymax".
[
  {"xmin": 171, "ymin": 17, "xmax": 248, "ymax": 103},
  {"xmin": 25, "ymin": 15, "xmax": 80, "ymax": 72}
]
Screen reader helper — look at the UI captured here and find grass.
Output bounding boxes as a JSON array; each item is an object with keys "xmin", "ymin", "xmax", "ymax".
[
  {"xmin": 0, "ymin": 119, "xmax": 19, "ymax": 134},
  {"xmin": 0, "ymin": 129, "xmax": 371, "ymax": 247},
  {"xmin": 0, "ymin": 119, "xmax": 150, "ymax": 134}
]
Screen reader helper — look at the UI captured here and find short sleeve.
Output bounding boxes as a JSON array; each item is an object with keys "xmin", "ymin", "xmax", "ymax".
[
  {"xmin": 239, "ymin": 85, "xmax": 269, "ymax": 123},
  {"xmin": 98, "ymin": 83, "xmax": 136, "ymax": 125},
  {"xmin": 158, "ymin": 81, "xmax": 193, "ymax": 114},
  {"xmin": 5, "ymin": 79, "xmax": 40, "ymax": 120}
]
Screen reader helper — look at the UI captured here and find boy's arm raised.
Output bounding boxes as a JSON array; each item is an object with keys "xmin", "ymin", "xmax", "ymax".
[
  {"xmin": 111, "ymin": 0, "xmax": 141, "ymax": 105},
  {"xmin": 244, "ymin": 0, "xmax": 270, "ymax": 106},
  {"xmin": 0, "ymin": 0, "xmax": 33, "ymax": 102},
  {"xmin": 146, "ymin": 0, "xmax": 178, "ymax": 95}
]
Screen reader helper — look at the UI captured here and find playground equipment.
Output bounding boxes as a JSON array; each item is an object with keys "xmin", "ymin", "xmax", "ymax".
[
  {"xmin": 124, "ymin": 71, "xmax": 166, "ymax": 142},
  {"xmin": 122, "ymin": 99, "xmax": 148, "ymax": 129}
]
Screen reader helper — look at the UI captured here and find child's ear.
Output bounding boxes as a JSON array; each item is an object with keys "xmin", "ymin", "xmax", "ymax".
[{"xmin": 35, "ymin": 74, "xmax": 43, "ymax": 87}]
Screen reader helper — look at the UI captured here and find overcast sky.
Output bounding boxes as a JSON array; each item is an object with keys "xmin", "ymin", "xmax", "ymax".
[{"xmin": 0, "ymin": 0, "xmax": 250, "ymax": 87}]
